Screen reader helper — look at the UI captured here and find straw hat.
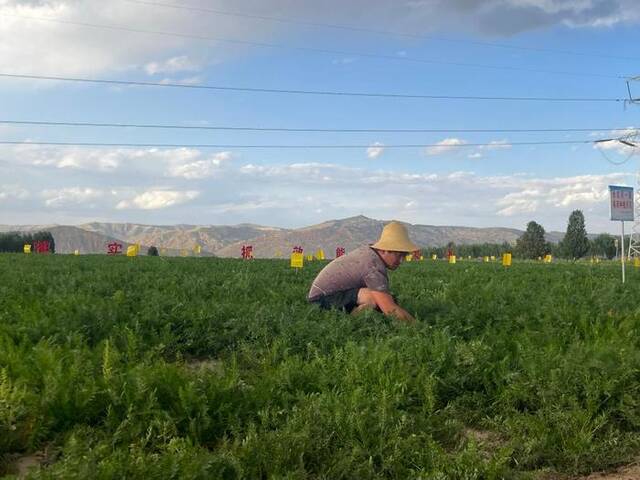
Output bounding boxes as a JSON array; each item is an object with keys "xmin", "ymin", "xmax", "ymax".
[{"xmin": 371, "ymin": 221, "xmax": 418, "ymax": 253}]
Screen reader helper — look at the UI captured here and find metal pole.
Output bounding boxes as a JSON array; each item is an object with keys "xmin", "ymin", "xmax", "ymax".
[{"xmin": 622, "ymin": 221, "xmax": 626, "ymax": 283}]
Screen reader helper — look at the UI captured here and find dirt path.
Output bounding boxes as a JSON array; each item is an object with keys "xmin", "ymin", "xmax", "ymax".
[{"xmin": 575, "ymin": 464, "xmax": 640, "ymax": 480}]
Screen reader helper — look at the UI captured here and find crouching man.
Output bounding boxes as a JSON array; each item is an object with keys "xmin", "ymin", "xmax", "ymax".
[{"xmin": 307, "ymin": 221, "xmax": 417, "ymax": 323}]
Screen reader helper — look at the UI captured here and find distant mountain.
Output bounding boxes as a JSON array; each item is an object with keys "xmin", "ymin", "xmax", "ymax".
[
  {"xmin": 1, "ymin": 216, "xmax": 569, "ymax": 257},
  {"xmin": 80, "ymin": 222, "xmax": 284, "ymax": 253},
  {"xmin": 216, "ymin": 215, "xmax": 566, "ymax": 258}
]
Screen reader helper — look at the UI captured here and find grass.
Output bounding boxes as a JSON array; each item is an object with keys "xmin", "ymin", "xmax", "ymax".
[{"xmin": 1, "ymin": 254, "xmax": 640, "ymax": 478}]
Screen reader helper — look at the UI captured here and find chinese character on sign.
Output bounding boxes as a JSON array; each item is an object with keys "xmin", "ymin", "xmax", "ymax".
[
  {"xmin": 107, "ymin": 242, "xmax": 123, "ymax": 255},
  {"xmin": 33, "ymin": 240, "xmax": 50, "ymax": 254},
  {"xmin": 609, "ymin": 185, "xmax": 634, "ymax": 221},
  {"xmin": 292, "ymin": 246, "xmax": 304, "ymax": 254},
  {"xmin": 335, "ymin": 247, "xmax": 345, "ymax": 258},
  {"xmin": 241, "ymin": 245, "xmax": 253, "ymax": 259}
]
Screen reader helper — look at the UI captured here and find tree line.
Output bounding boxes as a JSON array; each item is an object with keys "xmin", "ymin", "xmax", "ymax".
[
  {"xmin": 0, "ymin": 231, "xmax": 56, "ymax": 253},
  {"xmin": 425, "ymin": 210, "xmax": 618, "ymax": 260}
]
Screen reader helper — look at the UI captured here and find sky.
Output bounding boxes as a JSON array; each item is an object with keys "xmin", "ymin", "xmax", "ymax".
[{"xmin": 0, "ymin": 0, "xmax": 639, "ymax": 233}]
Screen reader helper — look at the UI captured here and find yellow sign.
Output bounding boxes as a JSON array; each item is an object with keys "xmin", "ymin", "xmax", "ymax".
[
  {"xmin": 193, "ymin": 244, "xmax": 201, "ymax": 255},
  {"xmin": 490, "ymin": 255, "xmax": 496, "ymax": 261},
  {"xmin": 306, "ymin": 254, "xmax": 313, "ymax": 262},
  {"xmin": 74, "ymin": 250, "xmax": 80, "ymax": 256},
  {"xmin": 315, "ymin": 249, "xmax": 325, "ymax": 260},
  {"xmin": 634, "ymin": 258, "xmax": 640, "ymax": 268},
  {"xmin": 23, "ymin": 244, "xmax": 31, "ymax": 254},
  {"xmin": 290, "ymin": 252, "xmax": 304, "ymax": 268},
  {"xmin": 502, "ymin": 253, "xmax": 512, "ymax": 267},
  {"xmin": 483, "ymin": 256, "xmax": 489, "ymax": 262},
  {"xmin": 180, "ymin": 249, "xmax": 188, "ymax": 257},
  {"xmin": 431, "ymin": 254, "xmax": 437, "ymax": 260},
  {"xmin": 449, "ymin": 255, "xmax": 456, "ymax": 264},
  {"xmin": 420, "ymin": 255, "xmax": 424, "ymax": 261},
  {"xmin": 544, "ymin": 254, "xmax": 552, "ymax": 263},
  {"xmin": 126, "ymin": 245, "xmax": 139, "ymax": 257},
  {"xmin": 405, "ymin": 254, "xmax": 412, "ymax": 262}
]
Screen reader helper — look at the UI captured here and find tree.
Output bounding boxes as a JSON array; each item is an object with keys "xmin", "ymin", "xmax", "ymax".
[
  {"xmin": 590, "ymin": 233, "xmax": 616, "ymax": 259},
  {"xmin": 147, "ymin": 246, "xmax": 159, "ymax": 256},
  {"xmin": 560, "ymin": 210, "xmax": 589, "ymax": 259},
  {"xmin": 515, "ymin": 221, "xmax": 548, "ymax": 259}
]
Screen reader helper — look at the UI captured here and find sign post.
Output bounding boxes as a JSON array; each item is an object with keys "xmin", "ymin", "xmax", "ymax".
[{"xmin": 610, "ymin": 185, "xmax": 634, "ymax": 283}]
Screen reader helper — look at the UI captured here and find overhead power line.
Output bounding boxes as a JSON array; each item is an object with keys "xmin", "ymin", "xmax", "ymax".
[
  {"xmin": 125, "ymin": 0, "xmax": 640, "ymax": 63},
  {"xmin": 0, "ymin": 139, "xmax": 602, "ymax": 149},
  {"xmin": 0, "ymin": 73, "xmax": 625, "ymax": 103},
  {"xmin": 0, "ymin": 12, "xmax": 623, "ymax": 80},
  {"xmin": 0, "ymin": 120, "xmax": 636, "ymax": 134}
]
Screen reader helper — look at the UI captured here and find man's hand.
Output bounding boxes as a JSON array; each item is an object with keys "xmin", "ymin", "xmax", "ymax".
[{"xmin": 368, "ymin": 290, "xmax": 415, "ymax": 323}]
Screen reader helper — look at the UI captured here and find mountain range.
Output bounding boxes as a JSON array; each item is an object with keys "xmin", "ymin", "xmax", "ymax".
[{"xmin": 0, "ymin": 216, "xmax": 567, "ymax": 257}]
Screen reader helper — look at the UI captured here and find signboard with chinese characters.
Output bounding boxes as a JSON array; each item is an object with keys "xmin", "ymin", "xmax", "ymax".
[{"xmin": 609, "ymin": 185, "xmax": 634, "ymax": 221}]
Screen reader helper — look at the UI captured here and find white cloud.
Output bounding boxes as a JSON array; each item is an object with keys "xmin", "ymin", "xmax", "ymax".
[
  {"xmin": 594, "ymin": 138, "xmax": 639, "ymax": 157},
  {"xmin": 1, "ymin": 141, "xmax": 634, "ymax": 232},
  {"xmin": 0, "ymin": 185, "xmax": 29, "ymax": 201},
  {"xmin": 3, "ymin": 146, "xmax": 238, "ymax": 178},
  {"xmin": 468, "ymin": 152, "xmax": 483, "ymax": 159},
  {"xmin": 2, "ymin": 0, "xmax": 636, "ymax": 83},
  {"xmin": 425, "ymin": 138, "xmax": 467, "ymax": 156},
  {"xmin": 495, "ymin": 174, "xmax": 625, "ymax": 216},
  {"xmin": 144, "ymin": 55, "xmax": 201, "ymax": 75},
  {"xmin": 116, "ymin": 190, "xmax": 199, "ymax": 210},
  {"xmin": 42, "ymin": 187, "xmax": 104, "ymax": 207},
  {"xmin": 483, "ymin": 139, "xmax": 512, "ymax": 150},
  {"xmin": 157, "ymin": 76, "xmax": 204, "ymax": 86},
  {"xmin": 367, "ymin": 142, "xmax": 385, "ymax": 159},
  {"xmin": 166, "ymin": 150, "xmax": 233, "ymax": 179}
]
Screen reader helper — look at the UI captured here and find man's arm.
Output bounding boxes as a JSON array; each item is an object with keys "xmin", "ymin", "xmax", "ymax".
[{"xmin": 368, "ymin": 290, "xmax": 415, "ymax": 323}]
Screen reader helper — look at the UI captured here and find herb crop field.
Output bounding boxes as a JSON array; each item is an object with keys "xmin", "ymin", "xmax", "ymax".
[{"xmin": 2, "ymin": 255, "xmax": 640, "ymax": 479}]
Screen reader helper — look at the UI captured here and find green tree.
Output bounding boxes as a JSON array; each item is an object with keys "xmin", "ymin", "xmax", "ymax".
[
  {"xmin": 147, "ymin": 246, "xmax": 159, "ymax": 256},
  {"xmin": 560, "ymin": 210, "xmax": 589, "ymax": 259},
  {"xmin": 590, "ymin": 233, "xmax": 616, "ymax": 259},
  {"xmin": 515, "ymin": 221, "xmax": 548, "ymax": 259}
]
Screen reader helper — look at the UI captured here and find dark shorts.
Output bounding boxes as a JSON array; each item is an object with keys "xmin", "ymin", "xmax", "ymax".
[{"xmin": 309, "ymin": 288, "xmax": 360, "ymax": 313}]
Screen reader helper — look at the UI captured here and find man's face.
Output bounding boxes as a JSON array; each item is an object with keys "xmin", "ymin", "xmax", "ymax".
[{"xmin": 379, "ymin": 250, "xmax": 406, "ymax": 270}]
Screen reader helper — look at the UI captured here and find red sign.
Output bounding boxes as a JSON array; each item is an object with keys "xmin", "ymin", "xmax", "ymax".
[
  {"xmin": 335, "ymin": 247, "xmax": 345, "ymax": 258},
  {"xmin": 33, "ymin": 240, "xmax": 50, "ymax": 254},
  {"xmin": 241, "ymin": 245, "xmax": 253, "ymax": 259},
  {"xmin": 107, "ymin": 242, "xmax": 123, "ymax": 255}
]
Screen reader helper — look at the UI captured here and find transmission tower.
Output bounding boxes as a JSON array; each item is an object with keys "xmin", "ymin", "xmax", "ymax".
[{"xmin": 624, "ymin": 76, "xmax": 640, "ymax": 258}]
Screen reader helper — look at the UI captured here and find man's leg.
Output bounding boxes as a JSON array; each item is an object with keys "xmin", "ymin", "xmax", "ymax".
[{"xmin": 351, "ymin": 288, "xmax": 379, "ymax": 314}]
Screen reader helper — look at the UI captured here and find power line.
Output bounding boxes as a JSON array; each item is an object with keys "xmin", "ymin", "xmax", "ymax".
[
  {"xmin": 0, "ymin": 120, "xmax": 636, "ymax": 134},
  {"xmin": 125, "ymin": 0, "xmax": 640, "ymax": 63},
  {"xmin": 0, "ymin": 12, "xmax": 623, "ymax": 80},
  {"xmin": 0, "ymin": 73, "xmax": 625, "ymax": 102},
  {"xmin": 0, "ymin": 139, "xmax": 601, "ymax": 149}
]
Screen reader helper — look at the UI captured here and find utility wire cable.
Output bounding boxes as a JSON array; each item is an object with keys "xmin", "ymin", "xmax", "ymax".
[
  {"xmin": 0, "ymin": 12, "xmax": 624, "ymax": 80},
  {"xmin": 125, "ymin": 0, "xmax": 640, "ymax": 62},
  {"xmin": 0, "ymin": 73, "xmax": 625, "ymax": 102},
  {"xmin": 0, "ymin": 120, "xmax": 636, "ymax": 134},
  {"xmin": 0, "ymin": 139, "xmax": 603, "ymax": 148}
]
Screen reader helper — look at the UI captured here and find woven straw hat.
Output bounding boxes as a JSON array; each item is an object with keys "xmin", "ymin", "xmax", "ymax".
[{"xmin": 372, "ymin": 221, "xmax": 418, "ymax": 253}]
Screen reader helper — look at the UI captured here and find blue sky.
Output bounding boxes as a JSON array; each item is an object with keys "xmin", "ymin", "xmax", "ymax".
[{"xmin": 0, "ymin": 0, "xmax": 639, "ymax": 233}]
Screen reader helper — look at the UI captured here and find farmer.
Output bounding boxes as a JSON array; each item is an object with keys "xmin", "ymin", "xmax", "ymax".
[{"xmin": 307, "ymin": 221, "xmax": 417, "ymax": 322}]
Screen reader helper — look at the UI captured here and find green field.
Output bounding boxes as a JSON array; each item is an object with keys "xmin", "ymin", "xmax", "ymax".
[{"xmin": 2, "ymin": 255, "xmax": 640, "ymax": 479}]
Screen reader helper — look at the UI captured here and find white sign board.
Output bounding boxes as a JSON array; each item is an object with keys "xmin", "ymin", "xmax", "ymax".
[{"xmin": 609, "ymin": 185, "xmax": 634, "ymax": 221}]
